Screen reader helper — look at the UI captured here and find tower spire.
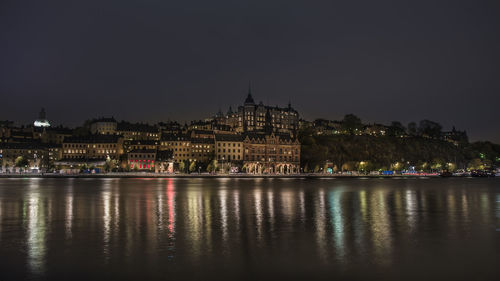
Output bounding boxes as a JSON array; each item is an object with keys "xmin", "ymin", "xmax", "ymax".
[{"xmin": 244, "ymin": 81, "xmax": 255, "ymax": 105}]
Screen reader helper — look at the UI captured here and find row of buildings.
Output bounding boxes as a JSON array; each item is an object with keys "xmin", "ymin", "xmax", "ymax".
[
  {"xmin": 0, "ymin": 91, "xmax": 301, "ymax": 174},
  {"xmin": 301, "ymin": 118, "xmax": 468, "ymax": 145}
]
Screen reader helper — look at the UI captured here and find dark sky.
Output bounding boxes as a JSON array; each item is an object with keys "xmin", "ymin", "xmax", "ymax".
[{"xmin": 1, "ymin": 0, "xmax": 499, "ymax": 142}]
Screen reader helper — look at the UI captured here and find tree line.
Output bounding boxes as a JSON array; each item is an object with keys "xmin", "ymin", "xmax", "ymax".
[{"xmin": 300, "ymin": 115, "xmax": 499, "ymax": 172}]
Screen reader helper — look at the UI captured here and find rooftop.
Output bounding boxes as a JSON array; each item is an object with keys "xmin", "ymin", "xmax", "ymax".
[{"xmin": 63, "ymin": 135, "xmax": 122, "ymax": 144}]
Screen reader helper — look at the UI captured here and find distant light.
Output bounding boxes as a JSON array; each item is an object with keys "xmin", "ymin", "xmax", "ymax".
[{"xmin": 34, "ymin": 120, "xmax": 50, "ymax": 127}]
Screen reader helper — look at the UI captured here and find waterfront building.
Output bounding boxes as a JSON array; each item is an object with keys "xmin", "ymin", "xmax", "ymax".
[
  {"xmin": 155, "ymin": 150, "xmax": 174, "ymax": 173},
  {"xmin": 128, "ymin": 149, "xmax": 156, "ymax": 171},
  {"xmin": 47, "ymin": 144, "xmax": 63, "ymax": 167},
  {"xmin": 243, "ymin": 132, "xmax": 300, "ymax": 174},
  {"xmin": 56, "ymin": 135, "xmax": 124, "ymax": 173},
  {"xmin": 0, "ymin": 142, "xmax": 55, "ymax": 172},
  {"xmin": 190, "ymin": 137, "xmax": 215, "ymax": 163},
  {"xmin": 215, "ymin": 134, "xmax": 243, "ymax": 162},
  {"xmin": 61, "ymin": 135, "xmax": 123, "ymax": 160},
  {"xmin": 160, "ymin": 133, "xmax": 192, "ymax": 163},
  {"xmin": 160, "ymin": 132, "xmax": 217, "ymax": 165}
]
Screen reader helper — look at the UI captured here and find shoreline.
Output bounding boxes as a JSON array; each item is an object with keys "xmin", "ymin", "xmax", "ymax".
[{"xmin": 0, "ymin": 173, "xmax": 489, "ymax": 179}]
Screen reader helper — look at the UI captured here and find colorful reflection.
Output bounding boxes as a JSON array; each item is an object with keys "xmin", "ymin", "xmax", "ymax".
[
  {"xmin": 329, "ymin": 190, "xmax": 345, "ymax": 261},
  {"xmin": 0, "ymin": 178, "xmax": 497, "ymax": 279}
]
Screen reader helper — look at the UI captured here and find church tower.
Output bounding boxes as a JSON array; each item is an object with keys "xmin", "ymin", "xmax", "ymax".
[{"xmin": 243, "ymin": 81, "xmax": 256, "ymax": 132}]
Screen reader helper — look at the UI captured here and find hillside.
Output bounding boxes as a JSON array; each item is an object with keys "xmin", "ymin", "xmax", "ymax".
[{"xmin": 299, "ymin": 132, "xmax": 500, "ymax": 172}]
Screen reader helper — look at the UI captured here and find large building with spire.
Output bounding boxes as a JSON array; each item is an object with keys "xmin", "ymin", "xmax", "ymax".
[
  {"xmin": 216, "ymin": 84, "xmax": 300, "ymax": 134},
  {"xmin": 211, "ymin": 84, "xmax": 301, "ymax": 174}
]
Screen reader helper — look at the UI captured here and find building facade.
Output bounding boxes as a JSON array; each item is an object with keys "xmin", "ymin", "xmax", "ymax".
[
  {"xmin": 117, "ymin": 122, "xmax": 160, "ymax": 141},
  {"xmin": 215, "ymin": 134, "xmax": 243, "ymax": 162},
  {"xmin": 90, "ymin": 117, "xmax": 117, "ymax": 135},
  {"xmin": 190, "ymin": 138, "xmax": 215, "ymax": 163},
  {"xmin": 215, "ymin": 86, "xmax": 299, "ymax": 135},
  {"xmin": 160, "ymin": 134, "xmax": 192, "ymax": 164},
  {"xmin": 243, "ymin": 132, "xmax": 300, "ymax": 174},
  {"xmin": 0, "ymin": 142, "xmax": 52, "ymax": 172},
  {"xmin": 125, "ymin": 139, "xmax": 160, "ymax": 152},
  {"xmin": 128, "ymin": 149, "xmax": 156, "ymax": 171},
  {"xmin": 62, "ymin": 135, "xmax": 123, "ymax": 160}
]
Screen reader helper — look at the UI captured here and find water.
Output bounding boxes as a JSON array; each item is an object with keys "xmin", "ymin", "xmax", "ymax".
[{"xmin": 0, "ymin": 178, "xmax": 499, "ymax": 281}]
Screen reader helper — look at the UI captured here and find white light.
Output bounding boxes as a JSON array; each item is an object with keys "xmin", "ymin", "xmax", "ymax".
[{"xmin": 34, "ymin": 120, "xmax": 50, "ymax": 127}]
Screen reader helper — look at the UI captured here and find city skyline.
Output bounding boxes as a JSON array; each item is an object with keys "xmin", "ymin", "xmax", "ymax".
[
  {"xmin": 1, "ymin": 2, "xmax": 500, "ymax": 281},
  {"xmin": 1, "ymin": 1, "xmax": 499, "ymax": 143},
  {"xmin": 0, "ymin": 94, "xmax": 496, "ymax": 144}
]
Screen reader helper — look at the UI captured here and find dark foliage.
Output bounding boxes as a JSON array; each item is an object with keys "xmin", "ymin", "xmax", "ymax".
[{"xmin": 300, "ymin": 131, "xmax": 500, "ymax": 171}]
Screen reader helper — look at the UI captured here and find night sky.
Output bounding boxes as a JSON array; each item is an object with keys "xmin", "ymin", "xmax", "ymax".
[{"xmin": 1, "ymin": 0, "xmax": 499, "ymax": 142}]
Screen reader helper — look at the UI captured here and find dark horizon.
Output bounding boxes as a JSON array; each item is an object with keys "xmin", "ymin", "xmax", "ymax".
[{"xmin": 1, "ymin": 0, "xmax": 499, "ymax": 143}]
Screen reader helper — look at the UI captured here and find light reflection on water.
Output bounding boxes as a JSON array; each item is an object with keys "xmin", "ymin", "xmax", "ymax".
[
  {"xmin": 26, "ymin": 179, "xmax": 46, "ymax": 276},
  {"xmin": 0, "ymin": 178, "xmax": 499, "ymax": 280},
  {"xmin": 329, "ymin": 190, "xmax": 345, "ymax": 263}
]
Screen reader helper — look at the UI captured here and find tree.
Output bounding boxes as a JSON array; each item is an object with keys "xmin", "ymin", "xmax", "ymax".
[
  {"xmin": 358, "ymin": 161, "xmax": 369, "ymax": 172},
  {"xmin": 304, "ymin": 163, "xmax": 310, "ymax": 173},
  {"xmin": 431, "ymin": 158, "xmax": 444, "ymax": 171},
  {"xmin": 468, "ymin": 158, "xmax": 483, "ymax": 170},
  {"xmin": 81, "ymin": 163, "xmax": 89, "ymax": 172},
  {"xmin": 341, "ymin": 114, "xmax": 363, "ymax": 135},
  {"xmin": 323, "ymin": 162, "xmax": 329, "ymax": 173},
  {"xmin": 178, "ymin": 161, "xmax": 185, "ymax": 173},
  {"xmin": 313, "ymin": 164, "xmax": 320, "ymax": 173},
  {"xmin": 104, "ymin": 159, "xmax": 112, "ymax": 172},
  {"xmin": 188, "ymin": 161, "xmax": 196, "ymax": 173},
  {"xmin": 298, "ymin": 128, "xmax": 481, "ymax": 173},
  {"xmin": 15, "ymin": 156, "xmax": 29, "ymax": 168},
  {"xmin": 207, "ymin": 159, "xmax": 217, "ymax": 173},
  {"xmin": 418, "ymin": 120, "xmax": 442, "ymax": 139},
  {"xmin": 387, "ymin": 121, "xmax": 406, "ymax": 137},
  {"xmin": 341, "ymin": 161, "xmax": 356, "ymax": 171},
  {"xmin": 407, "ymin": 122, "xmax": 418, "ymax": 136}
]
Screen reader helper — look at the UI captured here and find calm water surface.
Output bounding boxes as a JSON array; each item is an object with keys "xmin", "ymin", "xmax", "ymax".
[{"xmin": 0, "ymin": 178, "xmax": 499, "ymax": 281}]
